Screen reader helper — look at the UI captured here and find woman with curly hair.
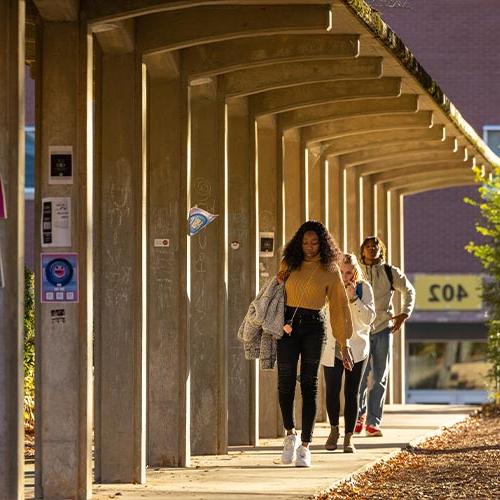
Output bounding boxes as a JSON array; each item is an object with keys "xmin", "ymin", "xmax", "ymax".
[{"xmin": 276, "ymin": 220, "xmax": 353, "ymax": 467}]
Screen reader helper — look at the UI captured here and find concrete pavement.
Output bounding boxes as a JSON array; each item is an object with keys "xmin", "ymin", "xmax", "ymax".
[{"xmin": 25, "ymin": 404, "xmax": 475, "ymax": 499}]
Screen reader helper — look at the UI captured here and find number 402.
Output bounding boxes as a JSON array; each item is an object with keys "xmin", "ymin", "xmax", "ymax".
[{"xmin": 428, "ymin": 284, "xmax": 468, "ymax": 302}]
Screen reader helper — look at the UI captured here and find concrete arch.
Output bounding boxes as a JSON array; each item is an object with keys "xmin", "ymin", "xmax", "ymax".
[
  {"xmin": 339, "ymin": 137, "xmax": 461, "ymax": 167},
  {"xmin": 136, "ymin": 4, "xmax": 331, "ymax": 53},
  {"xmin": 314, "ymin": 126, "xmax": 445, "ymax": 158},
  {"xmin": 357, "ymin": 157, "xmax": 472, "ymax": 176},
  {"xmin": 219, "ymin": 57, "xmax": 383, "ymax": 97},
  {"xmin": 369, "ymin": 165, "xmax": 474, "ymax": 186},
  {"xmin": 250, "ymin": 77, "xmax": 402, "ymax": 115},
  {"xmin": 88, "ymin": 0, "xmax": 318, "ymax": 23},
  {"xmin": 181, "ymin": 34, "xmax": 360, "ymax": 78},
  {"xmin": 280, "ymin": 94, "xmax": 419, "ymax": 129},
  {"xmin": 302, "ymin": 111, "xmax": 433, "ymax": 144},
  {"xmin": 397, "ymin": 180, "xmax": 476, "ymax": 196},
  {"xmin": 384, "ymin": 173, "xmax": 474, "ymax": 192}
]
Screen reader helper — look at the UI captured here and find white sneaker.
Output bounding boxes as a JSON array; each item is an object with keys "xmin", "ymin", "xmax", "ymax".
[
  {"xmin": 295, "ymin": 445, "xmax": 311, "ymax": 467},
  {"xmin": 281, "ymin": 433, "xmax": 298, "ymax": 464}
]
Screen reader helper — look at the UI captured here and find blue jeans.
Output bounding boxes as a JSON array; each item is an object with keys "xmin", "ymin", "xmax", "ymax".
[{"xmin": 358, "ymin": 328, "xmax": 392, "ymax": 427}]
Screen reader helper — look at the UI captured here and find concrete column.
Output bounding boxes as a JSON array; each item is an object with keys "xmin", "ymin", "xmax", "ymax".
[
  {"xmin": 306, "ymin": 149, "xmax": 327, "ymax": 423},
  {"xmin": 0, "ymin": 1, "xmax": 24, "ymax": 498},
  {"xmin": 307, "ymin": 148, "xmax": 322, "ymax": 220},
  {"xmin": 256, "ymin": 114, "xmax": 282, "ymax": 438},
  {"xmin": 35, "ymin": 20, "xmax": 93, "ymax": 498},
  {"xmin": 227, "ymin": 97, "xmax": 258, "ymax": 446},
  {"xmin": 327, "ymin": 156, "xmax": 343, "ymax": 247},
  {"xmin": 299, "ymin": 133, "xmax": 308, "ymax": 221},
  {"xmin": 374, "ymin": 183, "xmax": 389, "ymax": 246},
  {"xmin": 344, "ymin": 166, "xmax": 361, "ymax": 254},
  {"xmin": 189, "ymin": 79, "xmax": 227, "ymax": 455},
  {"xmin": 282, "ymin": 128, "xmax": 301, "ymax": 241},
  {"xmin": 146, "ymin": 69, "xmax": 190, "ymax": 466},
  {"xmin": 388, "ymin": 190, "xmax": 405, "ymax": 404},
  {"xmin": 362, "ymin": 176, "xmax": 375, "ymax": 239},
  {"xmin": 95, "ymin": 51, "xmax": 146, "ymax": 483},
  {"xmin": 321, "ymin": 155, "xmax": 328, "ymax": 226}
]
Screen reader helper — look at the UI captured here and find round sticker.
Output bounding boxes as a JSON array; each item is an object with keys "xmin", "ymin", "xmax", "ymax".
[{"xmin": 45, "ymin": 258, "xmax": 73, "ymax": 287}]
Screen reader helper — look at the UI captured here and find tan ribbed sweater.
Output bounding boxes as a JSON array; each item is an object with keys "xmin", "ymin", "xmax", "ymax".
[{"xmin": 279, "ymin": 256, "xmax": 353, "ymax": 347}]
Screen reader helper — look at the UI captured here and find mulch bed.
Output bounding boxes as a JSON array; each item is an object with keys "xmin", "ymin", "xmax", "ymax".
[{"xmin": 316, "ymin": 404, "xmax": 500, "ymax": 500}]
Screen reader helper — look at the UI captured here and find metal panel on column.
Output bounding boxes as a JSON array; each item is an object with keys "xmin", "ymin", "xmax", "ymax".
[
  {"xmin": 95, "ymin": 51, "xmax": 146, "ymax": 483},
  {"xmin": 227, "ymin": 97, "xmax": 258, "ymax": 446},
  {"xmin": 189, "ymin": 79, "xmax": 228, "ymax": 455},
  {"xmin": 35, "ymin": 20, "xmax": 93, "ymax": 499},
  {"xmin": 0, "ymin": 1, "xmax": 24, "ymax": 498}
]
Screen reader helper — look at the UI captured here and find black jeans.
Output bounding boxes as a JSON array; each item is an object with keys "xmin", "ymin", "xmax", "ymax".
[
  {"xmin": 323, "ymin": 357, "xmax": 368, "ymax": 433},
  {"xmin": 277, "ymin": 306, "xmax": 326, "ymax": 443}
]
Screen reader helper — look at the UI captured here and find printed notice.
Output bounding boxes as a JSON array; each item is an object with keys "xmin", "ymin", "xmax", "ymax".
[{"xmin": 41, "ymin": 197, "xmax": 71, "ymax": 247}]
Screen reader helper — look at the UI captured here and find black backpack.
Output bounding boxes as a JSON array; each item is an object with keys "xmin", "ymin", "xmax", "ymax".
[{"xmin": 384, "ymin": 263, "xmax": 394, "ymax": 291}]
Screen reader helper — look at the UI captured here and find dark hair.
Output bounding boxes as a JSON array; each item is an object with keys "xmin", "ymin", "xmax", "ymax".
[
  {"xmin": 360, "ymin": 236, "xmax": 387, "ymax": 264},
  {"xmin": 283, "ymin": 220, "xmax": 341, "ymax": 271}
]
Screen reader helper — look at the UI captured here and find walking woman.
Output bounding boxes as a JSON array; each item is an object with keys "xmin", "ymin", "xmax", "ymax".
[
  {"xmin": 276, "ymin": 220, "xmax": 353, "ymax": 467},
  {"xmin": 321, "ymin": 253, "xmax": 375, "ymax": 453}
]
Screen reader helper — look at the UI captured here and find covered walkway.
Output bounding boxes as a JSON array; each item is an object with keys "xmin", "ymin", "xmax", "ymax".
[
  {"xmin": 24, "ymin": 405, "xmax": 475, "ymax": 499},
  {"xmin": 1, "ymin": 0, "xmax": 499, "ymax": 498}
]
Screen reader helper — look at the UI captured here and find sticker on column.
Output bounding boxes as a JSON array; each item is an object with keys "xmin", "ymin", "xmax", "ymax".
[
  {"xmin": 41, "ymin": 197, "xmax": 71, "ymax": 247},
  {"xmin": 0, "ymin": 174, "xmax": 7, "ymax": 219},
  {"xmin": 188, "ymin": 206, "xmax": 218, "ymax": 236},
  {"xmin": 41, "ymin": 253, "xmax": 79, "ymax": 303},
  {"xmin": 49, "ymin": 145, "xmax": 73, "ymax": 184},
  {"xmin": 259, "ymin": 232, "xmax": 275, "ymax": 257}
]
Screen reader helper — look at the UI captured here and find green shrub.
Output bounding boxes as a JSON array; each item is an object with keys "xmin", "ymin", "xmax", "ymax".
[
  {"xmin": 24, "ymin": 267, "xmax": 35, "ymax": 432},
  {"xmin": 465, "ymin": 165, "xmax": 500, "ymax": 403}
]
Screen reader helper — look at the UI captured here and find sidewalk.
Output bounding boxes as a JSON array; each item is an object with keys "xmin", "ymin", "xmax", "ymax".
[{"xmin": 26, "ymin": 404, "xmax": 476, "ymax": 500}]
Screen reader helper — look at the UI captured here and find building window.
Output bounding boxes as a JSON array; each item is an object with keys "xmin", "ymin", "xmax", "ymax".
[
  {"xmin": 483, "ymin": 125, "xmax": 500, "ymax": 157},
  {"xmin": 408, "ymin": 341, "xmax": 489, "ymax": 391},
  {"xmin": 25, "ymin": 126, "xmax": 35, "ymax": 199}
]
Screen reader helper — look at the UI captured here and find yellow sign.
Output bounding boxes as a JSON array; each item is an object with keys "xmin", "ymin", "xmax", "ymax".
[{"xmin": 414, "ymin": 274, "xmax": 483, "ymax": 311}]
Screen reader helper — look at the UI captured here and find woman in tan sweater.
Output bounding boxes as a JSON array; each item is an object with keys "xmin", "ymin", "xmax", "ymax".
[{"xmin": 277, "ymin": 220, "xmax": 353, "ymax": 467}]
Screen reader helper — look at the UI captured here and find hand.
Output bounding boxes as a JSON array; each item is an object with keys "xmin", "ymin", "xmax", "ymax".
[
  {"xmin": 390, "ymin": 313, "xmax": 408, "ymax": 333},
  {"xmin": 341, "ymin": 346, "xmax": 354, "ymax": 371},
  {"xmin": 345, "ymin": 281, "xmax": 357, "ymax": 300}
]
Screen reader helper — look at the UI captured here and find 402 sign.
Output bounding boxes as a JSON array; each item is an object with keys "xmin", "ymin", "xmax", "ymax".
[{"xmin": 414, "ymin": 274, "xmax": 482, "ymax": 311}]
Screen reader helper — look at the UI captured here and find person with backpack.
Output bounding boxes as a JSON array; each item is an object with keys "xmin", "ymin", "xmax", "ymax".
[
  {"xmin": 355, "ymin": 236, "xmax": 415, "ymax": 437},
  {"xmin": 321, "ymin": 253, "xmax": 376, "ymax": 453}
]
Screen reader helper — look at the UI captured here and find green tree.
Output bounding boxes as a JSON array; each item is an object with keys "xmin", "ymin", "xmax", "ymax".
[{"xmin": 465, "ymin": 165, "xmax": 500, "ymax": 403}]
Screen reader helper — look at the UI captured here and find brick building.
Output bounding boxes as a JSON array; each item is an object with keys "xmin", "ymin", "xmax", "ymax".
[{"xmin": 367, "ymin": 0, "xmax": 499, "ymax": 403}]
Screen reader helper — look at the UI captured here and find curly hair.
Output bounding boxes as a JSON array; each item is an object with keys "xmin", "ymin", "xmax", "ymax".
[
  {"xmin": 359, "ymin": 236, "xmax": 387, "ymax": 264},
  {"xmin": 283, "ymin": 220, "xmax": 341, "ymax": 271}
]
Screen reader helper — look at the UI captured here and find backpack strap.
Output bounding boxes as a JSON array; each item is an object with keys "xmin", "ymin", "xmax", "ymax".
[
  {"xmin": 384, "ymin": 263, "xmax": 394, "ymax": 291},
  {"xmin": 355, "ymin": 281, "xmax": 363, "ymax": 300}
]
